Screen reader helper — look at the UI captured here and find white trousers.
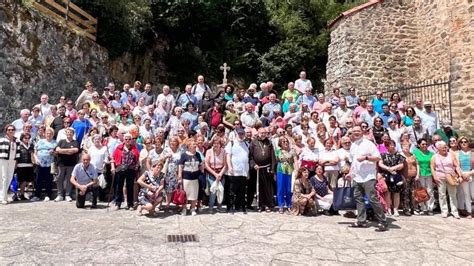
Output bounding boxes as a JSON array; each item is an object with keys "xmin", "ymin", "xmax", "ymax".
[
  {"xmin": 0, "ymin": 159, "xmax": 16, "ymax": 202},
  {"xmin": 439, "ymin": 179, "xmax": 458, "ymax": 215},
  {"xmin": 419, "ymin": 176, "xmax": 435, "ymax": 211},
  {"xmin": 456, "ymin": 180, "xmax": 474, "ymax": 213},
  {"xmin": 316, "ymin": 194, "xmax": 333, "ymax": 211}
]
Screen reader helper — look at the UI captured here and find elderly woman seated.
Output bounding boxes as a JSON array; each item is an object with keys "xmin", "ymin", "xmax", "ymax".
[
  {"xmin": 137, "ymin": 159, "xmax": 165, "ymax": 216},
  {"xmin": 291, "ymin": 167, "xmax": 316, "ymax": 216},
  {"xmin": 310, "ymin": 165, "xmax": 334, "ymax": 215}
]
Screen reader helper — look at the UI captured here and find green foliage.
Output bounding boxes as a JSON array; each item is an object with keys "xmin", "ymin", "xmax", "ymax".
[
  {"xmin": 72, "ymin": 0, "xmax": 360, "ymax": 90},
  {"xmin": 72, "ymin": 0, "xmax": 152, "ymax": 57}
]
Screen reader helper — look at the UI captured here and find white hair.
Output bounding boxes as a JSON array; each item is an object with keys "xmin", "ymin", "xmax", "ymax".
[{"xmin": 435, "ymin": 140, "xmax": 447, "ymax": 149}]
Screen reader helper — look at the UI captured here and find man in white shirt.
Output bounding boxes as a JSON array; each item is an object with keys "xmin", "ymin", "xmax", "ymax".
[
  {"xmin": 348, "ymin": 126, "xmax": 388, "ymax": 231},
  {"xmin": 34, "ymin": 94, "xmax": 52, "ymax": 118},
  {"xmin": 419, "ymin": 101, "xmax": 439, "ymax": 137},
  {"xmin": 191, "ymin": 75, "xmax": 211, "ymax": 102},
  {"xmin": 12, "ymin": 109, "xmax": 30, "ymax": 135},
  {"xmin": 156, "ymin": 85, "xmax": 176, "ymax": 114},
  {"xmin": 240, "ymin": 103, "xmax": 259, "ymax": 128},
  {"xmin": 294, "ymin": 71, "xmax": 313, "ymax": 94},
  {"xmin": 334, "ymin": 98, "xmax": 353, "ymax": 125}
]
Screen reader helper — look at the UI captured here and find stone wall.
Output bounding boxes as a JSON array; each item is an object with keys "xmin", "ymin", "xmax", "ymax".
[
  {"xmin": 0, "ymin": 1, "xmax": 109, "ymax": 126},
  {"xmin": 326, "ymin": 0, "xmax": 474, "ymax": 136}
]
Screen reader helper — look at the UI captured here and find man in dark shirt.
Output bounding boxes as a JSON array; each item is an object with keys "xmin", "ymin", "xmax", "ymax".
[
  {"xmin": 50, "ymin": 105, "xmax": 66, "ymax": 139},
  {"xmin": 54, "ymin": 127, "xmax": 80, "ymax": 202}
]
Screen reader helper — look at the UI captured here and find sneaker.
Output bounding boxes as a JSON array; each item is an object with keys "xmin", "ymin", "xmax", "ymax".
[
  {"xmin": 112, "ymin": 205, "xmax": 120, "ymax": 211},
  {"xmin": 44, "ymin": 196, "xmax": 50, "ymax": 202},
  {"xmin": 54, "ymin": 196, "xmax": 64, "ymax": 202},
  {"xmin": 65, "ymin": 196, "xmax": 72, "ymax": 202},
  {"xmin": 386, "ymin": 210, "xmax": 392, "ymax": 217},
  {"xmin": 30, "ymin": 196, "xmax": 40, "ymax": 202},
  {"xmin": 393, "ymin": 210, "xmax": 399, "ymax": 217},
  {"xmin": 452, "ymin": 213, "xmax": 460, "ymax": 219},
  {"xmin": 191, "ymin": 210, "xmax": 197, "ymax": 216},
  {"xmin": 441, "ymin": 212, "xmax": 448, "ymax": 218}
]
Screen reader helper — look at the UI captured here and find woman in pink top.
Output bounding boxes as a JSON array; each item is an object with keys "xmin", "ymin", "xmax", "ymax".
[
  {"xmin": 312, "ymin": 93, "xmax": 327, "ymax": 114},
  {"xmin": 205, "ymin": 137, "xmax": 227, "ymax": 213},
  {"xmin": 353, "ymin": 96, "xmax": 367, "ymax": 124},
  {"xmin": 430, "ymin": 140, "xmax": 463, "ymax": 219}
]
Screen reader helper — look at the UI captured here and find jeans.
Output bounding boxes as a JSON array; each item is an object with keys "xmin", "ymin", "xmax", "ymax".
[
  {"xmin": 76, "ymin": 185, "xmax": 99, "ymax": 208},
  {"xmin": 113, "ymin": 169, "xmax": 135, "ymax": 207},
  {"xmin": 57, "ymin": 165, "xmax": 74, "ymax": 197},
  {"xmin": 276, "ymin": 172, "xmax": 292, "ymax": 208},
  {"xmin": 207, "ymin": 174, "xmax": 225, "ymax": 209},
  {"xmin": 439, "ymin": 179, "xmax": 458, "ymax": 215},
  {"xmin": 354, "ymin": 179, "xmax": 386, "ymax": 224},
  {"xmin": 419, "ymin": 176, "xmax": 435, "ymax": 211},
  {"xmin": 35, "ymin": 166, "xmax": 53, "ymax": 198}
]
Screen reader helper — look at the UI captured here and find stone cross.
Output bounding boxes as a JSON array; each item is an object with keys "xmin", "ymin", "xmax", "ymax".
[{"xmin": 219, "ymin": 62, "xmax": 231, "ymax": 85}]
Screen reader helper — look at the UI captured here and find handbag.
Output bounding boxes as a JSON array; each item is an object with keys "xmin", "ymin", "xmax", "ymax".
[
  {"xmin": 438, "ymin": 154, "xmax": 460, "ymax": 186},
  {"xmin": 172, "ymin": 187, "xmax": 187, "ymax": 205},
  {"xmin": 333, "ymin": 180, "xmax": 356, "ymax": 211},
  {"xmin": 413, "ymin": 182, "xmax": 429, "ymax": 203},
  {"xmin": 97, "ymin": 174, "xmax": 107, "ymax": 189}
]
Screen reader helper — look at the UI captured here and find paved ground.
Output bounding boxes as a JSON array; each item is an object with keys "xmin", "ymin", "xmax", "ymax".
[{"xmin": 0, "ymin": 200, "xmax": 473, "ymax": 265}]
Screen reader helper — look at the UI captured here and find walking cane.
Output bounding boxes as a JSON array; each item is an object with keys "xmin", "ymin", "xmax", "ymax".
[{"xmin": 256, "ymin": 165, "xmax": 260, "ymax": 210}]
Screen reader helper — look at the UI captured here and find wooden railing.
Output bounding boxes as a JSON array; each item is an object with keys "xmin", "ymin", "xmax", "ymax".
[{"xmin": 31, "ymin": 0, "xmax": 97, "ymax": 41}]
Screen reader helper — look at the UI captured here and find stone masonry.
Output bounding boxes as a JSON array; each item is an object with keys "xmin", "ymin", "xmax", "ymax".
[
  {"xmin": 0, "ymin": 1, "xmax": 110, "ymax": 126},
  {"xmin": 326, "ymin": 0, "xmax": 474, "ymax": 136}
]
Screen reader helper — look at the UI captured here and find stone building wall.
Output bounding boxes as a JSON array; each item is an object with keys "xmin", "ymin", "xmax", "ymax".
[
  {"xmin": 326, "ymin": 0, "xmax": 419, "ymax": 95},
  {"xmin": 0, "ymin": 2, "xmax": 109, "ymax": 126},
  {"xmin": 326, "ymin": 0, "xmax": 474, "ymax": 136}
]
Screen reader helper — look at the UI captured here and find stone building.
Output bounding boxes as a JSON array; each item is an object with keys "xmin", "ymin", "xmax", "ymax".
[{"xmin": 326, "ymin": 0, "xmax": 473, "ymax": 136}]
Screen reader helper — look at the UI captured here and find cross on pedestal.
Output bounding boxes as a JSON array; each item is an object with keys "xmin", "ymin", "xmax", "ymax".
[{"xmin": 219, "ymin": 62, "xmax": 231, "ymax": 85}]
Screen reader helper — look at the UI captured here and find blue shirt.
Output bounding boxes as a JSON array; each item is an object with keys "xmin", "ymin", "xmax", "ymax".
[
  {"xmin": 35, "ymin": 139, "xmax": 57, "ymax": 167},
  {"xmin": 71, "ymin": 119, "xmax": 92, "ymax": 147},
  {"xmin": 372, "ymin": 98, "xmax": 388, "ymax": 114},
  {"xmin": 296, "ymin": 95, "xmax": 316, "ymax": 108},
  {"xmin": 177, "ymin": 93, "xmax": 198, "ymax": 109},
  {"xmin": 380, "ymin": 112, "xmax": 396, "ymax": 128}
]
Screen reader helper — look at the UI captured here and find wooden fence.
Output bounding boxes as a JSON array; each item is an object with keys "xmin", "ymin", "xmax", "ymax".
[{"xmin": 31, "ymin": 0, "xmax": 97, "ymax": 41}]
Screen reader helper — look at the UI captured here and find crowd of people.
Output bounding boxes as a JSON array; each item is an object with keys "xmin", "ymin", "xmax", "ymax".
[{"xmin": 0, "ymin": 71, "xmax": 473, "ymax": 232}]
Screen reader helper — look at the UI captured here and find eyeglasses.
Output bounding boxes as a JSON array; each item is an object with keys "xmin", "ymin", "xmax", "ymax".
[
  {"xmin": 144, "ymin": 142, "xmax": 152, "ymax": 145},
  {"xmin": 64, "ymin": 122, "xmax": 71, "ymax": 124},
  {"xmin": 361, "ymin": 125, "xmax": 368, "ymax": 128},
  {"xmin": 124, "ymin": 138, "xmax": 131, "ymax": 141},
  {"xmin": 389, "ymin": 121, "xmax": 395, "ymax": 124},
  {"xmin": 342, "ymin": 142, "xmax": 351, "ymax": 145}
]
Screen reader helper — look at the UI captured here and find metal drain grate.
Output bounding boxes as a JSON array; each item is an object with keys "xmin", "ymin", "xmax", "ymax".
[{"xmin": 167, "ymin": 234, "xmax": 198, "ymax": 243}]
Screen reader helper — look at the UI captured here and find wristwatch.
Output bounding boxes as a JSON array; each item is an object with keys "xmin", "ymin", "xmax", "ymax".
[{"xmin": 365, "ymin": 156, "xmax": 369, "ymax": 161}]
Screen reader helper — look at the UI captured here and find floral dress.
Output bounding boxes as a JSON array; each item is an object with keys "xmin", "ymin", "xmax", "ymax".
[
  {"xmin": 163, "ymin": 147, "xmax": 181, "ymax": 193},
  {"xmin": 138, "ymin": 170, "xmax": 165, "ymax": 205},
  {"xmin": 291, "ymin": 179, "xmax": 316, "ymax": 216}
]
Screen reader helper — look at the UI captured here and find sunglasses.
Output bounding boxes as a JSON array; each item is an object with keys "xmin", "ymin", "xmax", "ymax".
[
  {"xmin": 460, "ymin": 140, "xmax": 468, "ymax": 144},
  {"xmin": 7, "ymin": 128, "xmax": 14, "ymax": 131}
]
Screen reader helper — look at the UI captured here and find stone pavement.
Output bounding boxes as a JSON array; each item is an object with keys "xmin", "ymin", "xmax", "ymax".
[{"xmin": 0, "ymin": 201, "xmax": 473, "ymax": 265}]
